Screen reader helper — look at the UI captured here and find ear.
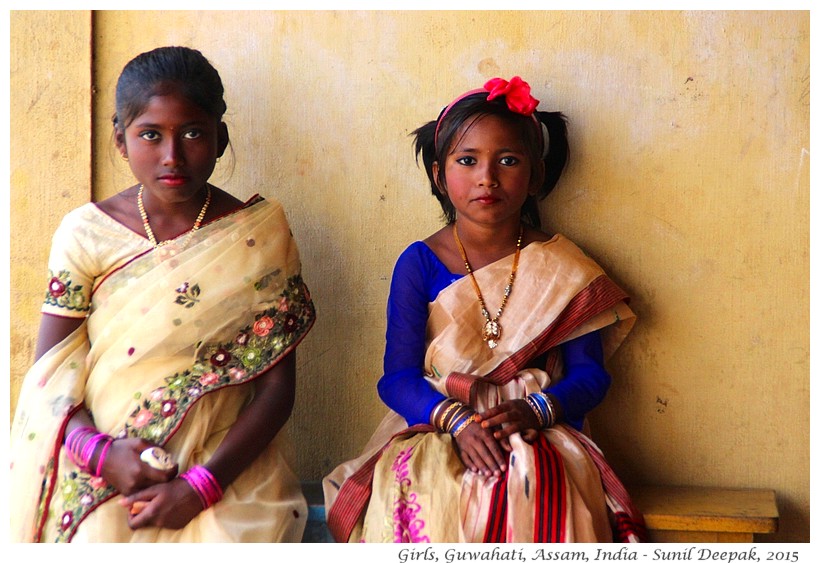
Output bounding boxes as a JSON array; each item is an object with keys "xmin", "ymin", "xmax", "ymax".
[
  {"xmin": 114, "ymin": 126, "xmax": 127, "ymax": 158},
  {"xmin": 217, "ymin": 122, "xmax": 229, "ymax": 158},
  {"xmin": 432, "ymin": 161, "xmax": 446, "ymax": 194}
]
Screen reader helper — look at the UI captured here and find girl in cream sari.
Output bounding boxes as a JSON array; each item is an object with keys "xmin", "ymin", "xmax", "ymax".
[
  {"xmin": 324, "ymin": 77, "xmax": 645, "ymax": 543},
  {"xmin": 10, "ymin": 47, "xmax": 315, "ymax": 542}
]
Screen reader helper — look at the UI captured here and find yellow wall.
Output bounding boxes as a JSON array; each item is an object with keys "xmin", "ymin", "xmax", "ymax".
[
  {"xmin": 10, "ymin": 12, "xmax": 92, "ymax": 389},
  {"xmin": 10, "ymin": 11, "xmax": 809, "ymax": 542}
]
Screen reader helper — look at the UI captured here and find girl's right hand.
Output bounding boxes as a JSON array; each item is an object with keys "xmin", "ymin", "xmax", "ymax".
[
  {"xmin": 453, "ymin": 421, "xmax": 507, "ymax": 477},
  {"xmin": 100, "ymin": 438, "xmax": 178, "ymax": 496}
]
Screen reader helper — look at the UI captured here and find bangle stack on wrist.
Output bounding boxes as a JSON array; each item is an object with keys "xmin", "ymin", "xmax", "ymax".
[
  {"xmin": 432, "ymin": 399, "xmax": 477, "ymax": 437},
  {"xmin": 180, "ymin": 465, "xmax": 223, "ymax": 509},
  {"xmin": 525, "ymin": 392, "xmax": 557, "ymax": 429},
  {"xmin": 64, "ymin": 426, "xmax": 114, "ymax": 476}
]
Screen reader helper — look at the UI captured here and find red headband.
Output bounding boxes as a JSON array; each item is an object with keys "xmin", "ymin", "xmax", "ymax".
[{"xmin": 433, "ymin": 76, "xmax": 541, "ymax": 151}]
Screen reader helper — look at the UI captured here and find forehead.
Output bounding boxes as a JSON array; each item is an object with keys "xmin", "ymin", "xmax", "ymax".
[
  {"xmin": 129, "ymin": 92, "xmax": 215, "ymax": 127},
  {"xmin": 451, "ymin": 114, "xmax": 528, "ymax": 150}
]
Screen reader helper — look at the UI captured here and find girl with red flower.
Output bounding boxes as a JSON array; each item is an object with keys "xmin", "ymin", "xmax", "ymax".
[{"xmin": 325, "ymin": 77, "xmax": 644, "ymax": 543}]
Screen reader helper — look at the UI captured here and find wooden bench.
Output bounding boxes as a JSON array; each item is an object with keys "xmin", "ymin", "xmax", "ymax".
[
  {"xmin": 630, "ymin": 485, "xmax": 779, "ymax": 542},
  {"xmin": 300, "ymin": 482, "xmax": 780, "ymax": 543}
]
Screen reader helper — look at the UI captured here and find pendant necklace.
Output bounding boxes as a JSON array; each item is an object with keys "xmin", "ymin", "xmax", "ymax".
[
  {"xmin": 453, "ymin": 222, "xmax": 523, "ymax": 349},
  {"xmin": 137, "ymin": 184, "xmax": 211, "ymax": 248}
]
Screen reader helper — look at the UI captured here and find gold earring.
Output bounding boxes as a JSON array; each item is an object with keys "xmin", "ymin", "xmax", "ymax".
[{"xmin": 121, "ymin": 153, "xmax": 128, "ymax": 161}]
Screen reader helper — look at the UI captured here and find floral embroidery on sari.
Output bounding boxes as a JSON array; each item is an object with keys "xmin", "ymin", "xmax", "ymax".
[
  {"xmin": 51, "ymin": 274, "xmax": 314, "ymax": 542},
  {"xmin": 390, "ymin": 446, "xmax": 429, "ymax": 543},
  {"xmin": 174, "ymin": 282, "xmax": 201, "ymax": 308},
  {"xmin": 44, "ymin": 270, "xmax": 89, "ymax": 312}
]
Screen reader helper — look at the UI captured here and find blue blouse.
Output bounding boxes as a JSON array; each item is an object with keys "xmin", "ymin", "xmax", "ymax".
[{"xmin": 377, "ymin": 241, "xmax": 612, "ymax": 431}]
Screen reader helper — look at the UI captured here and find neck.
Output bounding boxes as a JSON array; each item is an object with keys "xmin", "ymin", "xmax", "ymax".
[
  {"xmin": 453, "ymin": 219, "xmax": 524, "ymax": 271},
  {"xmin": 454, "ymin": 219, "xmax": 523, "ymax": 251},
  {"xmin": 140, "ymin": 184, "xmax": 210, "ymax": 218}
]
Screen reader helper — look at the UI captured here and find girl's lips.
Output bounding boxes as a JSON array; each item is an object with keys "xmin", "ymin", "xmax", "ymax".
[
  {"xmin": 475, "ymin": 195, "xmax": 500, "ymax": 204},
  {"xmin": 158, "ymin": 175, "xmax": 189, "ymax": 187}
]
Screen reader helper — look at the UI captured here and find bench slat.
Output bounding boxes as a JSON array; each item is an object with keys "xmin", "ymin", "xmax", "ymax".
[{"xmin": 630, "ymin": 485, "xmax": 779, "ymax": 538}]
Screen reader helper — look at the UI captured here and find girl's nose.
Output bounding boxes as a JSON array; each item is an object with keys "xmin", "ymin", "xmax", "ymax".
[
  {"xmin": 162, "ymin": 138, "xmax": 185, "ymax": 167},
  {"xmin": 478, "ymin": 162, "xmax": 499, "ymax": 188}
]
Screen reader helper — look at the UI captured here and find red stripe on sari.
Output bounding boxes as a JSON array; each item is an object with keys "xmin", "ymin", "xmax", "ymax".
[
  {"xmin": 487, "ymin": 275, "xmax": 628, "ymax": 387},
  {"xmin": 325, "ymin": 450, "xmax": 381, "ymax": 542},
  {"xmin": 327, "ymin": 424, "xmax": 434, "ymax": 542},
  {"xmin": 482, "ymin": 475, "xmax": 508, "ymax": 542},
  {"xmin": 534, "ymin": 434, "xmax": 566, "ymax": 542},
  {"xmin": 565, "ymin": 427, "xmax": 647, "ymax": 542}
]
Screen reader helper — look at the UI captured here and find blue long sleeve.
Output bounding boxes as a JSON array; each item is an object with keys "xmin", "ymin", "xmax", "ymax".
[
  {"xmin": 377, "ymin": 242, "xmax": 613, "ymax": 431},
  {"xmin": 377, "ymin": 242, "xmax": 460, "ymax": 426},
  {"xmin": 548, "ymin": 330, "xmax": 611, "ymax": 431}
]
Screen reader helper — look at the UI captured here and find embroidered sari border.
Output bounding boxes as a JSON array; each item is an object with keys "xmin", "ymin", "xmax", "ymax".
[
  {"xmin": 326, "ymin": 423, "xmax": 434, "ymax": 542},
  {"xmin": 54, "ymin": 278, "xmax": 315, "ymax": 542}
]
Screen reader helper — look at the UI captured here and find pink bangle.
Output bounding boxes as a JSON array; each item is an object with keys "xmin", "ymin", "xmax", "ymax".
[
  {"xmin": 94, "ymin": 438, "xmax": 113, "ymax": 477},
  {"xmin": 65, "ymin": 426, "xmax": 111, "ymax": 473},
  {"xmin": 65, "ymin": 426, "xmax": 96, "ymax": 464},
  {"xmin": 80, "ymin": 434, "xmax": 106, "ymax": 466},
  {"xmin": 180, "ymin": 465, "xmax": 224, "ymax": 509}
]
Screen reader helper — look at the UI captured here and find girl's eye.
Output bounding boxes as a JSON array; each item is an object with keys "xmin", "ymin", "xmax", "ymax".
[
  {"xmin": 455, "ymin": 156, "xmax": 476, "ymax": 166},
  {"xmin": 139, "ymin": 130, "xmax": 159, "ymax": 141},
  {"xmin": 183, "ymin": 129, "xmax": 202, "ymax": 140},
  {"xmin": 500, "ymin": 156, "xmax": 519, "ymax": 166}
]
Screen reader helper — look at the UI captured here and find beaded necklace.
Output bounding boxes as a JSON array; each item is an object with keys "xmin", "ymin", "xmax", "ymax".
[
  {"xmin": 452, "ymin": 223, "xmax": 523, "ymax": 349},
  {"xmin": 137, "ymin": 184, "xmax": 211, "ymax": 248}
]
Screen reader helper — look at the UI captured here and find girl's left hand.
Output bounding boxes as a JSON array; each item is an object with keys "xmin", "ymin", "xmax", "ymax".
[
  {"xmin": 120, "ymin": 477, "xmax": 203, "ymax": 530},
  {"xmin": 478, "ymin": 399, "xmax": 541, "ymax": 451}
]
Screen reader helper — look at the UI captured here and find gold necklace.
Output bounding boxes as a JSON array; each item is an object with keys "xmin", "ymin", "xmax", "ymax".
[
  {"xmin": 137, "ymin": 184, "xmax": 211, "ymax": 248},
  {"xmin": 453, "ymin": 223, "xmax": 523, "ymax": 349}
]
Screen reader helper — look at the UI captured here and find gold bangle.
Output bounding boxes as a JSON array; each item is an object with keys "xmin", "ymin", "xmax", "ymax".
[
  {"xmin": 437, "ymin": 400, "xmax": 461, "ymax": 432},
  {"xmin": 445, "ymin": 408, "xmax": 469, "ymax": 433},
  {"xmin": 452, "ymin": 413, "xmax": 478, "ymax": 438},
  {"xmin": 544, "ymin": 394, "xmax": 556, "ymax": 427},
  {"xmin": 526, "ymin": 395, "xmax": 546, "ymax": 428}
]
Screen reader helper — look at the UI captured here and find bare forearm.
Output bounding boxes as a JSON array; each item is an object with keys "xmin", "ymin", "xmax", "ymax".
[{"xmin": 203, "ymin": 351, "xmax": 297, "ymax": 489}]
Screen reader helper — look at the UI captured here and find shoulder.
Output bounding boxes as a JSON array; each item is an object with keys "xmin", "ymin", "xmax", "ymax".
[
  {"xmin": 94, "ymin": 186, "xmax": 138, "ymax": 226},
  {"xmin": 527, "ymin": 233, "xmax": 609, "ymax": 275},
  {"xmin": 390, "ymin": 240, "xmax": 447, "ymax": 294},
  {"xmin": 393, "ymin": 241, "xmax": 436, "ymax": 275},
  {"xmin": 208, "ymin": 186, "xmax": 246, "ymax": 217},
  {"xmin": 523, "ymin": 226, "xmax": 555, "ymax": 244},
  {"xmin": 53, "ymin": 202, "xmax": 109, "ymax": 238}
]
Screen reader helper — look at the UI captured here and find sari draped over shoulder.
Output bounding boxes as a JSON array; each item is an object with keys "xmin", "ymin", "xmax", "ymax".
[
  {"xmin": 10, "ymin": 197, "xmax": 315, "ymax": 542},
  {"xmin": 323, "ymin": 235, "xmax": 645, "ymax": 543}
]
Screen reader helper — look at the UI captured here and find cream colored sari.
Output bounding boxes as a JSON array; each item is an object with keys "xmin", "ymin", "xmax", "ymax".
[
  {"xmin": 324, "ymin": 235, "xmax": 644, "ymax": 543},
  {"xmin": 10, "ymin": 197, "xmax": 315, "ymax": 542}
]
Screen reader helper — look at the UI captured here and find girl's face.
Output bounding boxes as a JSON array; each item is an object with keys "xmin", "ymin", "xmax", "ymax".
[
  {"xmin": 116, "ymin": 90, "xmax": 227, "ymax": 202},
  {"xmin": 434, "ymin": 114, "xmax": 538, "ymax": 229}
]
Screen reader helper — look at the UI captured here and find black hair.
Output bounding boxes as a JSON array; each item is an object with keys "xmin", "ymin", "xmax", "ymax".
[
  {"xmin": 412, "ymin": 92, "xmax": 569, "ymax": 229},
  {"xmin": 112, "ymin": 46, "xmax": 227, "ymax": 130}
]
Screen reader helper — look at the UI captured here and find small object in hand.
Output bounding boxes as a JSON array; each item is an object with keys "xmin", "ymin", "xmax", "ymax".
[
  {"xmin": 130, "ymin": 500, "xmax": 149, "ymax": 515},
  {"xmin": 139, "ymin": 446, "xmax": 174, "ymax": 470}
]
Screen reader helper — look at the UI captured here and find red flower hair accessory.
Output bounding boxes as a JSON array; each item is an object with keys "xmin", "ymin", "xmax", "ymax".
[
  {"xmin": 484, "ymin": 76, "xmax": 539, "ymax": 116},
  {"xmin": 434, "ymin": 76, "xmax": 541, "ymax": 150}
]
